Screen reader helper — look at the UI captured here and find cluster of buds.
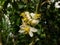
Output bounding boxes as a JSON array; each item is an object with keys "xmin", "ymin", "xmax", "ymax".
[{"xmin": 19, "ymin": 11, "xmax": 41, "ymax": 37}]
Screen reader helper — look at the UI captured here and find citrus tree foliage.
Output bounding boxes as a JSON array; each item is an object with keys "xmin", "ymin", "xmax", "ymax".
[{"xmin": 0, "ymin": 0, "xmax": 60, "ymax": 45}]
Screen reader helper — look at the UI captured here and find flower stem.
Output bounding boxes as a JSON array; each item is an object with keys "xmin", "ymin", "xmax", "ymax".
[
  {"xmin": 35, "ymin": 0, "xmax": 40, "ymax": 13},
  {"xmin": 12, "ymin": 38, "xmax": 15, "ymax": 45}
]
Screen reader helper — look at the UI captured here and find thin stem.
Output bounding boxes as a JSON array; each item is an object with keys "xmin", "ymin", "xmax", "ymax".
[
  {"xmin": 29, "ymin": 38, "xmax": 35, "ymax": 45},
  {"xmin": 25, "ymin": 0, "xmax": 29, "ymax": 11},
  {"xmin": 35, "ymin": 4, "xmax": 39, "ymax": 13},
  {"xmin": 12, "ymin": 36, "xmax": 16, "ymax": 45},
  {"xmin": 35, "ymin": 0, "xmax": 40, "ymax": 13},
  {"xmin": 12, "ymin": 38, "xmax": 15, "ymax": 45},
  {"xmin": 29, "ymin": 36, "xmax": 38, "ymax": 45},
  {"xmin": 41, "ymin": 1, "xmax": 46, "ymax": 6}
]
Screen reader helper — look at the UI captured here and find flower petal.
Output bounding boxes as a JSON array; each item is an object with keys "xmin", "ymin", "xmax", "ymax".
[
  {"xmin": 30, "ymin": 27, "xmax": 37, "ymax": 32},
  {"xmin": 19, "ymin": 30, "xmax": 25, "ymax": 33},
  {"xmin": 25, "ymin": 11, "xmax": 31, "ymax": 19},
  {"xmin": 31, "ymin": 20, "xmax": 39, "ymax": 25},
  {"xmin": 30, "ymin": 13, "xmax": 35, "ymax": 17},
  {"xmin": 29, "ymin": 31, "xmax": 33, "ymax": 37},
  {"xmin": 55, "ymin": 1, "xmax": 60, "ymax": 8}
]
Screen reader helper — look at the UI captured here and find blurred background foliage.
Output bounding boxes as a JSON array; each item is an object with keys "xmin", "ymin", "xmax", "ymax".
[{"xmin": 0, "ymin": 0, "xmax": 60, "ymax": 45}]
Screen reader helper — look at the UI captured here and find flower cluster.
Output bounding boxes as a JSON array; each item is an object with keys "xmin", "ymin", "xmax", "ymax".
[
  {"xmin": 19, "ymin": 11, "xmax": 41, "ymax": 37},
  {"xmin": 55, "ymin": 1, "xmax": 60, "ymax": 8}
]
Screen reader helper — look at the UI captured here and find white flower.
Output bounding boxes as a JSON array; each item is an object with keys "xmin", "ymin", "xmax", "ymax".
[
  {"xmin": 55, "ymin": 1, "xmax": 60, "ymax": 8},
  {"xmin": 30, "ymin": 13, "xmax": 41, "ymax": 19},
  {"xmin": 9, "ymin": 32, "xmax": 14, "ymax": 37},
  {"xmin": 30, "ymin": 13, "xmax": 35, "ymax": 18},
  {"xmin": 7, "ymin": 3, "xmax": 12, "ymax": 8},
  {"xmin": 25, "ymin": 11, "xmax": 31, "ymax": 19},
  {"xmin": 31, "ymin": 20, "xmax": 39, "ymax": 25},
  {"xmin": 4, "ymin": 14, "xmax": 11, "ymax": 25},
  {"xmin": 30, "ymin": 13, "xmax": 35, "ymax": 19},
  {"xmin": 29, "ymin": 27, "xmax": 37, "ymax": 37},
  {"xmin": 19, "ymin": 24, "xmax": 37, "ymax": 37}
]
